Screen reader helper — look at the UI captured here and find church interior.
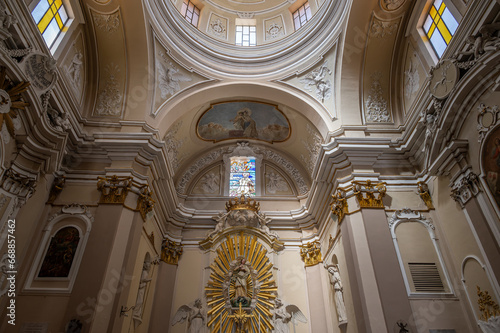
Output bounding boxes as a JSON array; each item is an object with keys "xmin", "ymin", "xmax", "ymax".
[{"xmin": 0, "ymin": 0, "xmax": 500, "ymax": 332}]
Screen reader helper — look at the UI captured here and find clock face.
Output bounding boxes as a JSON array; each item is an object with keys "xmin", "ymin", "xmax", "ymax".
[{"xmin": 429, "ymin": 59, "xmax": 459, "ymax": 99}]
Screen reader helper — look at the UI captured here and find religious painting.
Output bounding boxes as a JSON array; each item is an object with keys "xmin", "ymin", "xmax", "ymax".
[
  {"xmin": 196, "ymin": 101, "xmax": 290, "ymax": 143},
  {"xmin": 38, "ymin": 227, "xmax": 80, "ymax": 278},
  {"xmin": 483, "ymin": 125, "xmax": 500, "ymax": 209}
]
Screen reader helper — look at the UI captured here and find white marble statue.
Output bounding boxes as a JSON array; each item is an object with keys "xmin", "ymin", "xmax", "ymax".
[
  {"xmin": 132, "ymin": 259, "xmax": 153, "ymax": 323},
  {"xmin": 172, "ymin": 298, "xmax": 207, "ymax": 333},
  {"xmin": 272, "ymin": 298, "xmax": 307, "ymax": 333},
  {"xmin": 326, "ymin": 264, "xmax": 348, "ymax": 323}
]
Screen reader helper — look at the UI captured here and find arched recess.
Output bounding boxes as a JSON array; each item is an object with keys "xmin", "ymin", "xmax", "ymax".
[
  {"xmin": 479, "ymin": 121, "xmax": 500, "ymax": 218},
  {"xmin": 389, "ymin": 209, "xmax": 453, "ymax": 296},
  {"xmin": 24, "ymin": 204, "xmax": 93, "ymax": 293},
  {"xmin": 461, "ymin": 255, "xmax": 500, "ymax": 321}
]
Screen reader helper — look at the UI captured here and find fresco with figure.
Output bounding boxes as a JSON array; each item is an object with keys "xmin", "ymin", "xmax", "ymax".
[
  {"xmin": 38, "ymin": 227, "xmax": 80, "ymax": 277},
  {"xmin": 484, "ymin": 125, "xmax": 500, "ymax": 210},
  {"xmin": 197, "ymin": 101, "xmax": 290, "ymax": 143}
]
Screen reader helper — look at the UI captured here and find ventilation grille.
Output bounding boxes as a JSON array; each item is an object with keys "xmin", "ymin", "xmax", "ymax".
[{"xmin": 408, "ymin": 263, "xmax": 445, "ymax": 292}]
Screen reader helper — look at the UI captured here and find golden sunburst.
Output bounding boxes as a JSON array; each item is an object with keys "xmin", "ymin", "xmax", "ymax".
[
  {"xmin": 0, "ymin": 67, "xmax": 30, "ymax": 138},
  {"xmin": 205, "ymin": 232, "xmax": 277, "ymax": 332}
]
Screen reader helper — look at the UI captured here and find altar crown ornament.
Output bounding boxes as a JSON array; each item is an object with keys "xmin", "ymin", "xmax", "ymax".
[{"xmin": 225, "ymin": 195, "xmax": 260, "ymax": 212}]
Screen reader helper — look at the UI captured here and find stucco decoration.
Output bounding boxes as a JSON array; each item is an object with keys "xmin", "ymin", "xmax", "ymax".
[
  {"xmin": 370, "ymin": 18, "xmax": 398, "ymax": 38},
  {"xmin": 21, "ymin": 52, "xmax": 57, "ymax": 94},
  {"xmin": 380, "ymin": 0, "xmax": 406, "ymax": 11},
  {"xmin": 90, "ymin": 8, "xmax": 126, "ymax": 117},
  {"xmin": 300, "ymin": 61, "xmax": 333, "ymax": 103},
  {"xmin": 300, "ymin": 123, "xmax": 323, "ymax": 174},
  {"xmin": 164, "ymin": 120, "xmax": 186, "ymax": 172},
  {"xmin": 64, "ymin": 41, "xmax": 84, "ymax": 97},
  {"xmin": 156, "ymin": 54, "xmax": 192, "ymax": 100},
  {"xmin": 265, "ymin": 166, "xmax": 291, "ymax": 195},
  {"xmin": 95, "ymin": 63, "xmax": 122, "ymax": 116},
  {"xmin": 196, "ymin": 101, "xmax": 290, "ymax": 143},
  {"xmin": 208, "ymin": 14, "xmax": 228, "ymax": 40},
  {"xmin": 404, "ymin": 52, "xmax": 420, "ymax": 99},
  {"xmin": 264, "ymin": 16, "xmax": 285, "ymax": 41},
  {"xmin": 365, "ymin": 72, "xmax": 390, "ymax": 122},
  {"xmin": 191, "ymin": 165, "xmax": 222, "ymax": 195},
  {"xmin": 429, "ymin": 59, "xmax": 459, "ymax": 100}
]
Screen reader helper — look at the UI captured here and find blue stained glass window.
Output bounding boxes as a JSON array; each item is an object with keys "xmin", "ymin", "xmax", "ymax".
[{"xmin": 229, "ymin": 157, "xmax": 256, "ymax": 197}]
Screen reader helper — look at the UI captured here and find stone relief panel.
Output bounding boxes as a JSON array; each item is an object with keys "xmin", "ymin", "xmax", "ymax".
[
  {"xmin": 264, "ymin": 165, "xmax": 292, "ymax": 195},
  {"xmin": 300, "ymin": 123, "xmax": 323, "ymax": 174},
  {"xmin": 153, "ymin": 36, "xmax": 209, "ymax": 115},
  {"xmin": 62, "ymin": 32, "xmax": 86, "ymax": 104},
  {"xmin": 380, "ymin": 0, "xmax": 406, "ymax": 12},
  {"xmin": 279, "ymin": 44, "xmax": 338, "ymax": 120},
  {"xmin": 402, "ymin": 44, "xmax": 426, "ymax": 114},
  {"xmin": 207, "ymin": 13, "xmax": 228, "ymax": 41},
  {"xmin": 164, "ymin": 120, "xmax": 188, "ymax": 172},
  {"xmin": 363, "ymin": 15, "xmax": 401, "ymax": 124},
  {"xmin": 90, "ymin": 8, "xmax": 127, "ymax": 117},
  {"xmin": 191, "ymin": 165, "xmax": 222, "ymax": 195},
  {"xmin": 264, "ymin": 15, "xmax": 285, "ymax": 41}
]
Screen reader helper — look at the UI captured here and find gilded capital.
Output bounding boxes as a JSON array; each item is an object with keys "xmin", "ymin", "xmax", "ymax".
[
  {"xmin": 352, "ymin": 180, "xmax": 386, "ymax": 208},
  {"xmin": 137, "ymin": 185, "xmax": 155, "ymax": 221},
  {"xmin": 330, "ymin": 188, "xmax": 348, "ymax": 223},
  {"xmin": 97, "ymin": 175, "xmax": 132, "ymax": 204},
  {"xmin": 300, "ymin": 240, "xmax": 323, "ymax": 267},
  {"xmin": 161, "ymin": 239, "xmax": 183, "ymax": 265}
]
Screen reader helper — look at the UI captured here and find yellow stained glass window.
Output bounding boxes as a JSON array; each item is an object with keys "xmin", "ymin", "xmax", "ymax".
[
  {"xmin": 31, "ymin": 0, "xmax": 69, "ymax": 48},
  {"xmin": 422, "ymin": 0, "xmax": 459, "ymax": 58}
]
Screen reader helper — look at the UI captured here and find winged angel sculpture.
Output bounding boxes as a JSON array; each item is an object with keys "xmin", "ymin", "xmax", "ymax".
[
  {"xmin": 156, "ymin": 59, "xmax": 192, "ymax": 99},
  {"xmin": 172, "ymin": 298, "xmax": 207, "ymax": 333},
  {"xmin": 273, "ymin": 298, "xmax": 307, "ymax": 333}
]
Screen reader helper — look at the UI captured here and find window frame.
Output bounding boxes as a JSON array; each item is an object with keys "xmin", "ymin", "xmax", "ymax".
[
  {"xmin": 28, "ymin": 0, "xmax": 84, "ymax": 57},
  {"xmin": 180, "ymin": 0, "xmax": 200, "ymax": 28},
  {"xmin": 421, "ymin": 0, "xmax": 459, "ymax": 58},
  {"xmin": 235, "ymin": 25, "xmax": 257, "ymax": 47},
  {"xmin": 292, "ymin": 2, "xmax": 312, "ymax": 31}
]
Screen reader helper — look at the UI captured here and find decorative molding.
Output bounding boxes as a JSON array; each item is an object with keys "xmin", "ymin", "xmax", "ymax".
[
  {"xmin": 136, "ymin": 185, "xmax": 155, "ymax": 221},
  {"xmin": 97, "ymin": 175, "xmax": 132, "ymax": 204},
  {"xmin": 208, "ymin": 16, "xmax": 227, "ymax": 39},
  {"xmin": 380, "ymin": 0, "xmax": 405, "ymax": 11},
  {"xmin": 161, "ymin": 239, "xmax": 182, "ymax": 265},
  {"xmin": 365, "ymin": 72, "xmax": 390, "ymax": 122},
  {"xmin": 450, "ymin": 170, "xmax": 481, "ymax": 208},
  {"xmin": 0, "ymin": 67, "xmax": 30, "ymax": 139},
  {"xmin": 22, "ymin": 53, "xmax": 57, "ymax": 93},
  {"xmin": 300, "ymin": 240, "xmax": 322, "ymax": 267},
  {"xmin": 388, "ymin": 208, "xmax": 434, "ymax": 231},
  {"xmin": 237, "ymin": 12, "xmax": 254, "ymax": 19},
  {"xmin": 330, "ymin": 188, "xmax": 348, "ymax": 223},
  {"xmin": 95, "ymin": 63, "xmax": 122, "ymax": 116},
  {"xmin": 417, "ymin": 182, "xmax": 435, "ymax": 210},
  {"xmin": 0, "ymin": 168, "xmax": 36, "ymax": 199},
  {"xmin": 266, "ymin": 23, "xmax": 283, "ymax": 40},
  {"xmin": 421, "ymin": 98, "xmax": 442, "ymax": 153},
  {"xmin": 46, "ymin": 106, "xmax": 71, "ymax": 132},
  {"xmin": 299, "ymin": 61, "xmax": 332, "ymax": 103},
  {"xmin": 92, "ymin": 12, "xmax": 120, "ymax": 33},
  {"xmin": 477, "ymin": 103, "xmax": 499, "ymax": 143},
  {"xmin": 164, "ymin": 121, "xmax": 186, "ymax": 172},
  {"xmin": 353, "ymin": 180, "xmax": 386, "ymax": 208},
  {"xmin": 157, "ymin": 52, "xmax": 192, "ymax": 99},
  {"xmin": 47, "ymin": 176, "xmax": 65, "ymax": 204},
  {"xmin": 300, "ymin": 123, "xmax": 323, "ymax": 174},
  {"xmin": 64, "ymin": 48, "xmax": 84, "ymax": 91},
  {"xmin": 47, "ymin": 203, "xmax": 94, "ymax": 224},
  {"xmin": 254, "ymin": 147, "xmax": 309, "ymax": 195},
  {"xmin": 454, "ymin": 23, "xmax": 500, "ymax": 65},
  {"xmin": 370, "ymin": 18, "xmax": 398, "ymax": 38}
]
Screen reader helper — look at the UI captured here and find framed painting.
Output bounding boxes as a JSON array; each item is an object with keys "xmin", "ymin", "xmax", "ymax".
[
  {"xmin": 482, "ymin": 125, "xmax": 500, "ymax": 209},
  {"xmin": 196, "ymin": 101, "xmax": 291, "ymax": 143}
]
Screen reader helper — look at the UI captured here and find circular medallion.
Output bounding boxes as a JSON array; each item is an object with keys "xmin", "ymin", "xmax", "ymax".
[
  {"xmin": 429, "ymin": 59, "xmax": 459, "ymax": 99},
  {"xmin": 0, "ymin": 89, "xmax": 12, "ymax": 114}
]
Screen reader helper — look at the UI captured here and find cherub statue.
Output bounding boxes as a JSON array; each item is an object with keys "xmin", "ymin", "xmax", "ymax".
[
  {"xmin": 272, "ymin": 298, "xmax": 307, "ymax": 333},
  {"xmin": 172, "ymin": 298, "xmax": 207, "ymax": 333}
]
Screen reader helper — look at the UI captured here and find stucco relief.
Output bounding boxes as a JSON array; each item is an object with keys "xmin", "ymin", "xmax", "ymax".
[
  {"xmin": 92, "ymin": 12, "xmax": 120, "ymax": 33},
  {"xmin": 300, "ymin": 123, "xmax": 323, "ymax": 174},
  {"xmin": 365, "ymin": 72, "xmax": 390, "ymax": 122},
  {"xmin": 404, "ymin": 52, "xmax": 420, "ymax": 99},
  {"xmin": 165, "ymin": 121, "xmax": 186, "ymax": 172},
  {"xmin": 208, "ymin": 14, "xmax": 228, "ymax": 40},
  {"xmin": 370, "ymin": 18, "xmax": 398, "ymax": 38},
  {"xmin": 95, "ymin": 63, "xmax": 122, "ymax": 116},
  {"xmin": 264, "ymin": 16, "xmax": 285, "ymax": 41},
  {"xmin": 157, "ymin": 52, "xmax": 192, "ymax": 100},
  {"xmin": 380, "ymin": 0, "xmax": 406, "ymax": 11},
  {"xmin": 300, "ymin": 61, "xmax": 332, "ymax": 103}
]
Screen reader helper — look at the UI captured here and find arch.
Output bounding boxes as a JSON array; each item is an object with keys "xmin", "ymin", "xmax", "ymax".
[{"xmin": 24, "ymin": 204, "xmax": 93, "ymax": 292}]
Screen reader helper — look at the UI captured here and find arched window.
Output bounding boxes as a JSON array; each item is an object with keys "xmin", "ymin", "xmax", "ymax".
[{"xmin": 229, "ymin": 156, "xmax": 256, "ymax": 197}]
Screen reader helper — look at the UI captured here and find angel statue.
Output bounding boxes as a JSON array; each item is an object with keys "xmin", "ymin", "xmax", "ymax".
[
  {"xmin": 273, "ymin": 298, "xmax": 307, "ymax": 333},
  {"xmin": 172, "ymin": 298, "xmax": 207, "ymax": 333}
]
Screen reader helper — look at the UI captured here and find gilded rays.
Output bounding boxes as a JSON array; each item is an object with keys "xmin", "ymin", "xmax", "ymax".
[{"xmin": 205, "ymin": 232, "xmax": 277, "ymax": 332}]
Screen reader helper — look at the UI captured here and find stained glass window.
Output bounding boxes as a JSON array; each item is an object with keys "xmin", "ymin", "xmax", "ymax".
[
  {"xmin": 31, "ymin": 0, "xmax": 69, "ymax": 49},
  {"xmin": 180, "ymin": 0, "xmax": 200, "ymax": 27},
  {"xmin": 38, "ymin": 226, "xmax": 80, "ymax": 278},
  {"xmin": 229, "ymin": 157, "xmax": 256, "ymax": 197},
  {"xmin": 422, "ymin": 0, "xmax": 459, "ymax": 58},
  {"xmin": 293, "ymin": 2, "xmax": 312, "ymax": 31}
]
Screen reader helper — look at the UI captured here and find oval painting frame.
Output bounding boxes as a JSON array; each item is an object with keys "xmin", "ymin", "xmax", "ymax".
[{"xmin": 196, "ymin": 101, "xmax": 291, "ymax": 143}]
